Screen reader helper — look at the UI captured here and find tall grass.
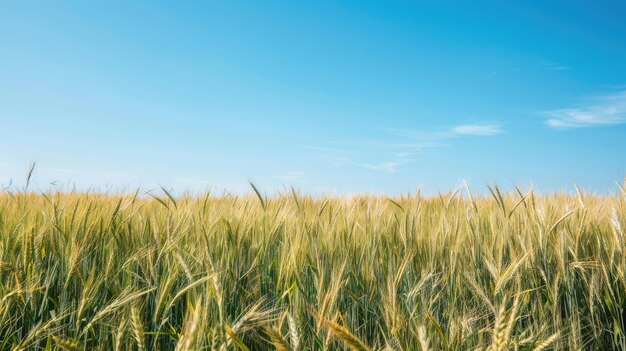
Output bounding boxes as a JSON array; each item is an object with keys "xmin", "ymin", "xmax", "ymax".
[{"xmin": 0, "ymin": 184, "xmax": 624, "ymax": 349}]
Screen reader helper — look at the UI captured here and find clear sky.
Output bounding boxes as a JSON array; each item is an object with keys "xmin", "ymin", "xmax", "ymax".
[{"xmin": 1, "ymin": 1, "xmax": 625, "ymax": 195}]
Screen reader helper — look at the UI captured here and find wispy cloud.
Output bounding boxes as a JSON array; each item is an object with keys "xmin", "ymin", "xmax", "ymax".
[
  {"xmin": 312, "ymin": 122, "xmax": 502, "ymax": 173},
  {"xmin": 359, "ymin": 160, "xmax": 406, "ymax": 173},
  {"xmin": 451, "ymin": 124, "xmax": 503, "ymax": 136},
  {"xmin": 547, "ymin": 65, "xmax": 570, "ymax": 71},
  {"xmin": 543, "ymin": 91, "xmax": 626, "ymax": 129},
  {"xmin": 275, "ymin": 171, "xmax": 307, "ymax": 182},
  {"xmin": 42, "ymin": 168, "xmax": 80, "ymax": 174},
  {"xmin": 541, "ymin": 60, "xmax": 571, "ymax": 71},
  {"xmin": 487, "ymin": 60, "xmax": 569, "ymax": 78},
  {"xmin": 174, "ymin": 178, "xmax": 211, "ymax": 186},
  {"xmin": 357, "ymin": 152, "xmax": 414, "ymax": 173},
  {"xmin": 394, "ymin": 123, "xmax": 504, "ymax": 139},
  {"xmin": 311, "ymin": 147, "xmax": 414, "ymax": 173},
  {"xmin": 42, "ymin": 168, "xmax": 134, "ymax": 178}
]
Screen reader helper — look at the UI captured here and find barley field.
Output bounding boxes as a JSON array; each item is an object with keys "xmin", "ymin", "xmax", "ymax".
[{"xmin": 0, "ymin": 184, "xmax": 625, "ymax": 350}]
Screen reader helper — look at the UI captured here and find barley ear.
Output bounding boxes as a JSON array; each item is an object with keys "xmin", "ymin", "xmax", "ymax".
[
  {"xmin": 417, "ymin": 325, "xmax": 431, "ymax": 351},
  {"xmin": 264, "ymin": 327, "xmax": 293, "ymax": 351},
  {"xmin": 131, "ymin": 306, "xmax": 146, "ymax": 351},
  {"xmin": 115, "ymin": 316, "xmax": 127, "ymax": 351},
  {"xmin": 320, "ymin": 317, "xmax": 371, "ymax": 351},
  {"xmin": 533, "ymin": 332, "xmax": 559, "ymax": 351}
]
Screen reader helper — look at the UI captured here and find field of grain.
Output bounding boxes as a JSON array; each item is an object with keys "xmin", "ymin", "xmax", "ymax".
[{"xmin": 0, "ymin": 185, "xmax": 625, "ymax": 350}]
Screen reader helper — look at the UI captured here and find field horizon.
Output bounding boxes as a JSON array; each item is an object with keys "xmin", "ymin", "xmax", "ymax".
[{"xmin": 4, "ymin": 167, "xmax": 625, "ymax": 200}]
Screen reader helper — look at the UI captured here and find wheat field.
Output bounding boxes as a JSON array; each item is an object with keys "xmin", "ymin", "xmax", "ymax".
[{"xmin": 0, "ymin": 184, "xmax": 625, "ymax": 350}]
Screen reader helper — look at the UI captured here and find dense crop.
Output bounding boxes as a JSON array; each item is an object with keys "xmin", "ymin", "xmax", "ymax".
[{"xmin": 0, "ymin": 184, "xmax": 625, "ymax": 350}]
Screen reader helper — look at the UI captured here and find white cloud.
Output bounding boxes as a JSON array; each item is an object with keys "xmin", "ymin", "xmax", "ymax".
[
  {"xmin": 351, "ymin": 150, "xmax": 414, "ymax": 173},
  {"xmin": 541, "ymin": 61, "xmax": 571, "ymax": 71},
  {"xmin": 274, "ymin": 171, "xmax": 306, "ymax": 181},
  {"xmin": 451, "ymin": 124, "xmax": 503, "ymax": 136},
  {"xmin": 174, "ymin": 178, "xmax": 211, "ymax": 186},
  {"xmin": 312, "ymin": 122, "xmax": 501, "ymax": 174},
  {"xmin": 547, "ymin": 65, "xmax": 570, "ymax": 71},
  {"xmin": 310, "ymin": 145, "xmax": 414, "ymax": 174},
  {"xmin": 359, "ymin": 160, "xmax": 405, "ymax": 173},
  {"xmin": 543, "ymin": 91, "xmax": 626, "ymax": 129},
  {"xmin": 41, "ymin": 168, "xmax": 80, "ymax": 174}
]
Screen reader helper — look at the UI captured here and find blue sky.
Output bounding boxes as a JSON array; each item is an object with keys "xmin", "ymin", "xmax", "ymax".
[{"xmin": 1, "ymin": 1, "xmax": 625, "ymax": 194}]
